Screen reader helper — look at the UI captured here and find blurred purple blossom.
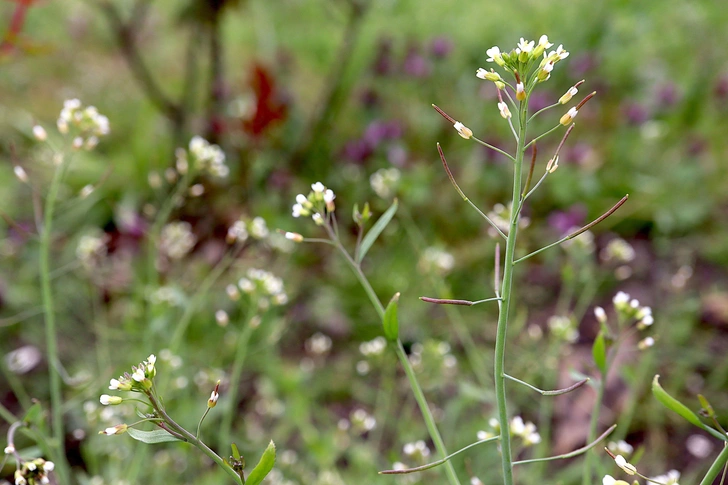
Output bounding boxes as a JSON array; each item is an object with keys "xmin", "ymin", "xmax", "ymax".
[
  {"xmin": 548, "ymin": 205, "xmax": 587, "ymax": 235},
  {"xmin": 430, "ymin": 36, "xmax": 453, "ymax": 59},
  {"xmin": 528, "ymin": 91, "xmax": 552, "ymax": 113},
  {"xmin": 372, "ymin": 37, "xmax": 394, "ymax": 76},
  {"xmin": 403, "ymin": 45, "xmax": 432, "ymax": 78},
  {"xmin": 622, "ymin": 102, "xmax": 649, "ymax": 125},
  {"xmin": 715, "ymin": 74, "xmax": 728, "ymax": 101},
  {"xmin": 343, "ymin": 120, "xmax": 403, "ymax": 164},
  {"xmin": 566, "ymin": 142, "xmax": 597, "ymax": 166},
  {"xmin": 656, "ymin": 83, "xmax": 680, "ymax": 108},
  {"xmin": 387, "ymin": 144, "xmax": 408, "ymax": 166},
  {"xmin": 569, "ymin": 52, "xmax": 598, "ymax": 78}
]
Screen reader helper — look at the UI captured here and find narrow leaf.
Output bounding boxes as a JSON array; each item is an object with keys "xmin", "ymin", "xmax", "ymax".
[
  {"xmin": 231, "ymin": 443, "xmax": 241, "ymax": 460},
  {"xmin": 592, "ymin": 331, "xmax": 607, "ymax": 375},
  {"xmin": 245, "ymin": 440, "xmax": 276, "ymax": 485},
  {"xmin": 357, "ymin": 198, "xmax": 398, "ymax": 263},
  {"xmin": 126, "ymin": 428, "xmax": 183, "ymax": 444},
  {"xmin": 382, "ymin": 292, "xmax": 400, "ymax": 341},
  {"xmin": 651, "ymin": 375, "xmax": 727, "ymax": 441},
  {"xmin": 22, "ymin": 402, "xmax": 43, "ymax": 426}
]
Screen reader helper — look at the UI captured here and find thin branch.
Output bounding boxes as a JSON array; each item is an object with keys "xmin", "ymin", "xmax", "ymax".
[
  {"xmin": 514, "ymin": 195, "xmax": 629, "ymax": 264},
  {"xmin": 431, "ymin": 105, "xmax": 515, "ymax": 161},
  {"xmin": 420, "ymin": 296, "xmax": 501, "ymax": 306},
  {"xmin": 525, "ymin": 123, "xmax": 562, "ymax": 149},
  {"xmin": 505, "ymin": 374, "xmax": 589, "ymax": 396},
  {"xmin": 379, "ymin": 436, "xmax": 499, "ymax": 475},
  {"xmin": 513, "ymin": 424, "xmax": 616, "ymax": 465},
  {"xmin": 437, "ymin": 143, "xmax": 507, "ymax": 239}
]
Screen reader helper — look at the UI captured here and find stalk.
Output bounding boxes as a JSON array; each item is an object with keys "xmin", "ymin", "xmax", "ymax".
[
  {"xmin": 39, "ymin": 159, "xmax": 72, "ymax": 485},
  {"xmin": 494, "ymin": 96, "xmax": 528, "ymax": 485},
  {"xmin": 330, "ymin": 233, "xmax": 460, "ymax": 485},
  {"xmin": 582, "ymin": 371, "xmax": 606, "ymax": 485}
]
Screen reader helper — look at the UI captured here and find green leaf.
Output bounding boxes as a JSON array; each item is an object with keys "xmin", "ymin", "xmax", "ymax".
[
  {"xmin": 231, "ymin": 443, "xmax": 241, "ymax": 460},
  {"xmin": 651, "ymin": 375, "xmax": 703, "ymax": 427},
  {"xmin": 245, "ymin": 440, "xmax": 276, "ymax": 485},
  {"xmin": 592, "ymin": 331, "xmax": 607, "ymax": 375},
  {"xmin": 357, "ymin": 199, "xmax": 398, "ymax": 263},
  {"xmin": 22, "ymin": 401, "xmax": 43, "ymax": 426},
  {"xmin": 126, "ymin": 428, "xmax": 183, "ymax": 444},
  {"xmin": 382, "ymin": 292, "xmax": 400, "ymax": 341}
]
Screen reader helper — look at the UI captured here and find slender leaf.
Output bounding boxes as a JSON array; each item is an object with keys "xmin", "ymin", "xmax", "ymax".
[
  {"xmin": 357, "ymin": 199, "xmax": 398, "ymax": 263},
  {"xmin": 22, "ymin": 402, "xmax": 43, "ymax": 426},
  {"xmin": 245, "ymin": 440, "xmax": 276, "ymax": 485},
  {"xmin": 126, "ymin": 428, "xmax": 182, "ymax": 444},
  {"xmin": 382, "ymin": 292, "xmax": 400, "ymax": 341},
  {"xmin": 652, "ymin": 375, "xmax": 727, "ymax": 441},
  {"xmin": 592, "ymin": 331, "xmax": 607, "ymax": 375}
]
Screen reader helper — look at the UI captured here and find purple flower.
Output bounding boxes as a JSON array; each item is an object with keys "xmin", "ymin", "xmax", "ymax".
[
  {"xmin": 548, "ymin": 205, "xmax": 587, "ymax": 236},
  {"xmin": 622, "ymin": 102, "xmax": 649, "ymax": 125},
  {"xmin": 430, "ymin": 36, "xmax": 453, "ymax": 59},
  {"xmin": 403, "ymin": 45, "xmax": 431, "ymax": 78}
]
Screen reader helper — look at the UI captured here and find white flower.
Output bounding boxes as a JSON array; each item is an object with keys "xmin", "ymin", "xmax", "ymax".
[
  {"xmin": 132, "ymin": 367, "xmax": 146, "ymax": 382},
  {"xmin": 296, "ymin": 194, "xmax": 308, "ymax": 205},
  {"xmin": 603, "ymin": 476, "xmax": 630, "ymax": 485},
  {"xmin": 614, "ymin": 455, "xmax": 637, "ymax": 475},
  {"xmin": 292, "ymin": 203, "xmax": 304, "ymax": 218},
  {"xmin": 311, "ymin": 182, "xmax": 325, "ymax": 193},
  {"xmin": 312, "ymin": 213, "xmax": 324, "ymax": 226},
  {"xmin": 485, "ymin": 46, "xmax": 504, "ymax": 65},
  {"xmin": 594, "ymin": 306, "xmax": 607, "ymax": 323},
  {"xmin": 516, "ymin": 82, "xmax": 526, "ymax": 100},
  {"xmin": 42, "ymin": 461, "xmax": 54, "ymax": 472},
  {"xmin": 453, "ymin": 121, "xmax": 473, "ymax": 139},
  {"xmin": 608, "ymin": 440, "xmax": 634, "ymax": 456},
  {"xmin": 4, "ymin": 444, "xmax": 15, "ymax": 454},
  {"xmin": 638, "ymin": 336, "xmax": 655, "ymax": 350},
  {"xmin": 498, "ymin": 102, "xmax": 512, "ymax": 119},
  {"xmin": 324, "ymin": 189, "xmax": 335, "ymax": 204},
  {"xmin": 537, "ymin": 35, "xmax": 553, "ymax": 50},
  {"xmin": 517, "ymin": 37, "xmax": 534, "ymax": 54},
  {"xmin": 109, "ymin": 378, "xmax": 121, "ymax": 390}
]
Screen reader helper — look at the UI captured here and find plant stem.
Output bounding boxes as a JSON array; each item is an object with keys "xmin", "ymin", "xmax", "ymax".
[
  {"xmin": 330, "ymin": 231, "xmax": 459, "ymax": 485},
  {"xmin": 700, "ymin": 443, "xmax": 728, "ymax": 485},
  {"xmin": 582, "ymin": 372, "xmax": 606, "ymax": 485},
  {"xmin": 147, "ymin": 392, "xmax": 243, "ymax": 485},
  {"xmin": 218, "ymin": 308, "xmax": 257, "ymax": 451},
  {"xmin": 494, "ymin": 96, "xmax": 528, "ymax": 485},
  {"xmin": 394, "ymin": 340, "xmax": 460, "ymax": 485},
  {"xmin": 39, "ymin": 159, "xmax": 71, "ymax": 485}
]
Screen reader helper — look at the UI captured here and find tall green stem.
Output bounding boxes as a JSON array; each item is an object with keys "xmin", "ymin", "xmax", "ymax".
[
  {"xmin": 218, "ymin": 308, "xmax": 256, "ymax": 451},
  {"xmin": 39, "ymin": 160, "xmax": 72, "ymax": 485},
  {"xmin": 331, "ymin": 236, "xmax": 460, "ymax": 485},
  {"xmin": 582, "ymin": 372, "xmax": 606, "ymax": 485},
  {"xmin": 494, "ymin": 99, "xmax": 528, "ymax": 485}
]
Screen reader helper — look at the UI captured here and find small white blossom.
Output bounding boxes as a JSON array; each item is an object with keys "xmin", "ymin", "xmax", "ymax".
[
  {"xmin": 311, "ymin": 182, "xmax": 325, "ymax": 193},
  {"xmin": 13, "ymin": 166, "xmax": 29, "ymax": 183},
  {"xmin": 560, "ymin": 86, "xmax": 579, "ymax": 105},
  {"xmin": 560, "ymin": 107, "xmax": 578, "ymax": 126},
  {"xmin": 453, "ymin": 121, "xmax": 473, "ymax": 139},
  {"xmin": 485, "ymin": 46, "xmax": 504, "ymax": 66},
  {"xmin": 603, "ymin": 476, "xmax": 630, "ymax": 485},
  {"xmin": 614, "ymin": 455, "xmax": 637, "ymax": 475},
  {"xmin": 33, "ymin": 125, "xmax": 47, "ymax": 141},
  {"xmin": 516, "ymin": 37, "xmax": 534, "ymax": 54},
  {"xmin": 594, "ymin": 306, "xmax": 607, "ymax": 324},
  {"xmin": 498, "ymin": 102, "xmax": 511, "ymax": 119}
]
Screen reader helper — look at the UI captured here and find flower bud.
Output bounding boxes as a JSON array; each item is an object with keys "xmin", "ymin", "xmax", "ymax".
[
  {"xmin": 100, "ymin": 424, "xmax": 128, "ymax": 436},
  {"xmin": 215, "ymin": 309, "xmax": 229, "ymax": 327},
  {"xmin": 13, "ymin": 166, "xmax": 28, "ymax": 183},
  {"xmin": 99, "ymin": 394, "xmax": 123, "ymax": 405},
  {"xmin": 638, "ymin": 336, "xmax": 655, "ymax": 350},
  {"xmin": 614, "ymin": 455, "xmax": 637, "ymax": 475},
  {"xmin": 546, "ymin": 156, "xmax": 559, "ymax": 173},
  {"xmin": 594, "ymin": 306, "xmax": 607, "ymax": 324},
  {"xmin": 285, "ymin": 232, "xmax": 304, "ymax": 242},
  {"xmin": 208, "ymin": 381, "xmax": 221, "ymax": 408},
  {"xmin": 516, "ymin": 82, "xmax": 526, "ymax": 101},
  {"xmin": 33, "ymin": 125, "xmax": 47, "ymax": 141},
  {"xmin": 559, "ymin": 86, "xmax": 579, "ymax": 104}
]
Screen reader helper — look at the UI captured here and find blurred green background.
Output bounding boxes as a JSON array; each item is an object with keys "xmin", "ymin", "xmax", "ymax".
[{"xmin": 2, "ymin": 0, "xmax": 728, "ymax": 483}]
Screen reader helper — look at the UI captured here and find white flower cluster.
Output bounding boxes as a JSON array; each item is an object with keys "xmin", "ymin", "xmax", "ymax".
[
  {"xmin": 408, "ymin": 340, "xmax": 457, "ymax": 375},
  {"xmin": 369, "ymin": 167, "xmax": 400, "ymax": 199},
  {"xmin": 403, "ymin": 440, "xmax": 431, "ymax": 461},
  {"xmin": 418, "ymin": 247, "xmax": 455, "ymax": 276},
  {"xmin": 56, "ymin": 98, "xmax": 110, "ymax": 150},
  {"xmin": 596, "ymin": 291, "xmax": 654, "ymax": 350},
  {"xmin": 292, "ymin": 182, "xmax": 335, "ymax": 223},
  {"xmin": 10, "ymin": 457, "xmax": 55, "ymax": 485},
  {"xmin": 305, "ymin": 332, "xmax": 332, "ymax": 356},
  {"xmin": 477, "ymin": 415, "xmax": 540, "ymax": 446},
  {"xmin": 237, "ymin": 268, "xmax": 288, "ymax": 308},
  {"xmin": 650, "ymin": 469, "xmax": 681, "ymax": 485},
  {"xmin": 548, "ymin": 315, "xmax": 578, "ymax": 343},
  {"xmin": 600, "ymin": 238, "xmax": 636, "ymax": 263},
  {"xmin": 226, "ymin": 216, "xmax": 269, "ymax": 244},
  {"xmin": 176, "ymin": 136, "xmax": 229, "ymax": 178},
  {"xmin": 487, "ymin": 203, "xmax": 530, "ymax": 239},
  {"xmin": 76, "ymin": 234, "xmax": 108, "ymax": 269},
  {"xmin": 160, "ymin": 221, "xmax": 196, "ymax": 259},
  {"xmin": 480, "ymin": 36, "xmax": 568, "ymax": 82},
  {"xmin": 349, "ymin": 408, "xmax": 376, "ymax": 434}
]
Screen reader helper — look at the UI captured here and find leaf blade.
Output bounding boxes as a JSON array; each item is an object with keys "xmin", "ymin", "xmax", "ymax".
[
  {"xmin": 245, "ymin": 440, "xmax": 276, "ymax": 485},
  {"xmin": 126, "ymin": 428, "xmax": 183, "ymax": 444},
  {"xmin": 357, "ymin": 199, "xmax": 398, "ymax": 263}
]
